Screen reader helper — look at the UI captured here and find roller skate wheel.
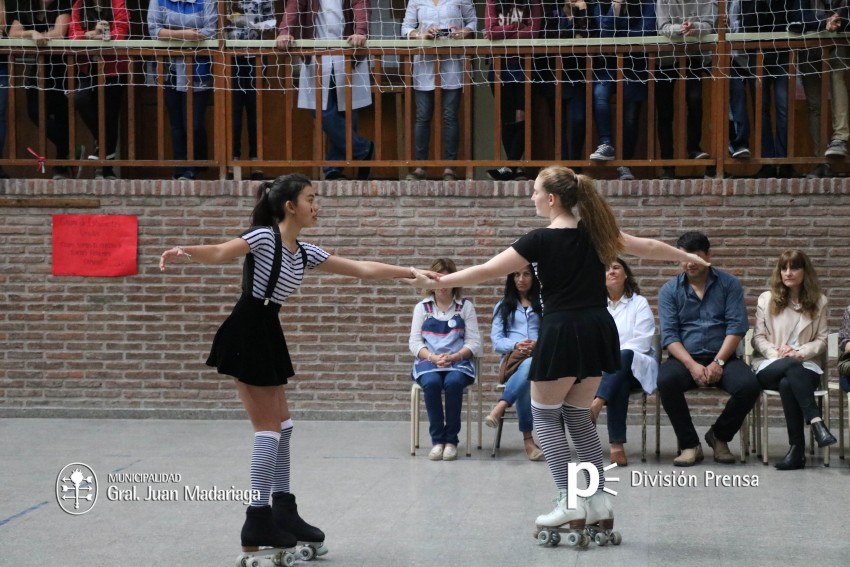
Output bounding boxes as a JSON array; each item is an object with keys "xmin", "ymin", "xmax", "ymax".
[
  {"xmin": 282, "ymin": 552, "xmax": 296, "ymax": 567},
  {"xmin": 537, "ymin": 530, "xmax": 551, "ymax": 545},
  {"xmin": 594, "ymin": 532, "xmax": 608, "ymax": 546},
  {"xmin": 314, "ymin": 543, "xmax": 328, "ymax": 557},
  {"xmin": 611, "ymin": 531, "xmax": 622, "ymax": 545},
  {"xmin": 565, "ymin": 532, "xmax": 580, "ymax": 547},
  {"xmin": 235, "ymin": 554, "xmax": 249, "ymax": 567},
  {"xmin": 550, "ymin": 532, "xmax": 561, "ymax": 546},
  {"xmin": 299, "ymin": 546, "xmax": 316, "ymax": 561},
  {"xmin": 579, "ymin": 533, "xmax": 590, "ymax": 548}
]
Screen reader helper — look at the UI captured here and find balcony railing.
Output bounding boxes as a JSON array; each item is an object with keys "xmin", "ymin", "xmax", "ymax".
[{"xmin": 0, "ymin": 33, "xmax": 848, "ymax": 180}]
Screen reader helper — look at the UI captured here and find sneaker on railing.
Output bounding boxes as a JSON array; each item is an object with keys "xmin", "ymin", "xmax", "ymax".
[
  {"xmin": 659, "ymin": 167, "xmax": 676, "ymax": 180},
  {"xmin": 513, "ymin": 167, "xmax": 528, "ymax": 181},
  {"xmin": 487, "ymin": 166, "xmax": 515, "ymax": 181},
  {"xmin": 730, "ymin": 146, "xmax": 751, "ymax": 159},
  {"xmin": 825, "ymin": 139, "xmax": 848, "ymax": 158},
  {"xmin": 616, "ymin": 166, "xmax": 634, "ymax": 181},
  {"xmin": 806, "ymin": 163, "xmax": 832, "ymax": 179},
  {"xmin": 589, "ymin": 144, "xmax": 615, "ymax": 161},
  {"xmin": 689, "ymin": 150, "xmax": 710, "ymax": 160}
]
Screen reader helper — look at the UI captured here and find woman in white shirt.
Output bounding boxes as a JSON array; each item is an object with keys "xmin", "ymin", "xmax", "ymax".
[
  {"xmin": 752, "ymin": 249, "xmax": 836, "ymax": 470},
  {"xmin": 401, "ymin": 0, "xmax": 476, "ymax": 181},
  {"xmin": 589, "ymin": 257, "xmax": 657, "ymax": 466}
]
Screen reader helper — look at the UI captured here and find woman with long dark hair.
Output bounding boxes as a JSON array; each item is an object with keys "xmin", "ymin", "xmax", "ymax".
[
  {"xmin": 752, "ymin": 249, "xmax": 836, "ymax": 470},
  {"xmin": 160, "ymin": 174, "xmax": 417, "ymax": 564},
  {"xmin": 589, "ymin": 257, "xmax": 657, "ymax": 467},
  {"xmin": 409, "ymin": 166, "xmax": 708, "ymax": 546},
  {"xmin": 486, "ymin": 265, "xmax": 544, "ymax": 460},
  {"xmin": 69, "ymin": 0, "xmax": 129, "ymax": 179}
]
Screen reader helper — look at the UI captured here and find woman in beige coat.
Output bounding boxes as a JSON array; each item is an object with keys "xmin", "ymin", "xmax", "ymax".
[{"xmin": 752, "ymin": 249, "xmax": 837, "ymax": 470}]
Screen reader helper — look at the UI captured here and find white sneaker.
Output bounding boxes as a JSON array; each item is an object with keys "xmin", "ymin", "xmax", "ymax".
[
  {"xmin": 428, "ymin": 445, "xmax": 444, "ymax": 461},
  {"xmin": 442, "ymin": 445, "xmax": 458, "ymax": 461},
  {"xmin": 535, "ymin": 489, "xmax": 586, "ymax": 528},
  {"xmin": 825, "ymin": 139, "xmax": 848, "ymax": 158}
]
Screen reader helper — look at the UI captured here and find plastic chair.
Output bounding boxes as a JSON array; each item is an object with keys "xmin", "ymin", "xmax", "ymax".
[
  {"xmin": 410, "ymin": 358, "xmax": 482, "ymax": 457},
  {"xmin": 827, "ymin": 333, "xmax": 850, "ymax": 462},
  {"xmin": 746, "ymin": 329, "xmax": 833, "ymax": 467}
]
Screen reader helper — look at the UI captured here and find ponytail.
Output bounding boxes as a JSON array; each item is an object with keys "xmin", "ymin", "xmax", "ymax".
[
  {"xmin": 249, "ymin": 173, "xmax": 312, "ymax": 226},
  {"xmin": 537, "ymin": 166, "xmax": 623, "ymax": 266},
  {"xmin": 575, "ymin": 174, "xmax": 622, "ymax": 266}
]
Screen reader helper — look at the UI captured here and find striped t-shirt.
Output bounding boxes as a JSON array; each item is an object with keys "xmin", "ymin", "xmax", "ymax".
[{"xmin": 241, "ymin": 227, "xmax": 330, "ymax": 305}]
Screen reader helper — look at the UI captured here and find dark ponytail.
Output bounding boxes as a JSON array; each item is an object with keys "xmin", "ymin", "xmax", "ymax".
[{"xmin": 250, "ymin": 173, "xmax": 312, "ymax": 226}]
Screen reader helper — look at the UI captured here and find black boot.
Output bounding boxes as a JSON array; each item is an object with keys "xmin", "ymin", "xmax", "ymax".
[
  {"xmin": 774, "ymin": 445, "xmax": 806, "ymax": 470},
  {"xmin": 241, "ymin": 505, "xmax": 297, "ymax": 549},
  {"xmin": 811, "ymin": 421, "xmax": 837, "ymax": 448},
  {"xmin": 272, "ymin": 492, "xmax": 325, "ymax": 543}
]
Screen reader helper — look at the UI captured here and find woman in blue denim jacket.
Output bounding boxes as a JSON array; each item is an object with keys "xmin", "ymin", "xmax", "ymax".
[{"xmin": 486, "ymin": 265, "xmax": 544, "ymax": 460}]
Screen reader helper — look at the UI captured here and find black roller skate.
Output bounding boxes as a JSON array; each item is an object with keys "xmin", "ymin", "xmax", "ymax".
[
  {"xmin": 272, "ymin": 492, "xmax": 328, "ymax": 561},
  {"xmin": 237, "ymin": 505, "xmax": 297, "ymax": 567}
]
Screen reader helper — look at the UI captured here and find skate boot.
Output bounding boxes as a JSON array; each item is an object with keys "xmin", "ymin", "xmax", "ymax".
[
  {"xmin": 583, "ymin": 491, "xmax": 622, "ymax": 546},
  {"xmin": 532, "ymin": 489, "xmax": 589, "ymax": 547},
  {"xmin": 272, "ymin": 492, "xmax": 328, "ymax": 561},
  {"xmin": 237, "ymin": 505, "xmax": 297, "ymax": 567}
]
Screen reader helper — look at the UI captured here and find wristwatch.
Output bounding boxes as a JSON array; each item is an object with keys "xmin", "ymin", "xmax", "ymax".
[{"xmin": 713, "ymin": 358, "xmax": 725, "ymax": 367}]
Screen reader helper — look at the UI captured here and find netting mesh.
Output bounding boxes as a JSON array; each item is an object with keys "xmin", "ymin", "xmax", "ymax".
[{"xmin": 2, "ymin": 0, "xmax": 850, "ymax": 93}]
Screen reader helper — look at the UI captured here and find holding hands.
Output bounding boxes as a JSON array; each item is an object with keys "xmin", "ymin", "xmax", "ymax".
[{"xmin": 777, "ymin": 345, "xmax": 804, "ymax": 361}]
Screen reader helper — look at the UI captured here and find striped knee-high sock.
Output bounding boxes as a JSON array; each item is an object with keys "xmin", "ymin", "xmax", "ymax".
[
  {"xmin": 249, "ymin": 431, "xmax": 281, "ymax": 507},
  {"xmin": 532, "ymin": 400, "xmax": 571, "ymax": 490},
  {"xmin": 271, "ymin": 419, "xmax": 293, "ymax": 494},
  {"xmin": 562, "ymin": 403, "xmax": 605, "ymax": 491}
]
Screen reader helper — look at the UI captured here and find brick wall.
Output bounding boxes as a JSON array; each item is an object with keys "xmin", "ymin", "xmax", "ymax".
[{"xmin": 1, "ymin": 178, "xmax": 849, "ymax": 424}]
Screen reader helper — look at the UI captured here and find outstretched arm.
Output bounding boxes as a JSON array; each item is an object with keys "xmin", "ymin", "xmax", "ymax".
[
  {"xmin": 410, "ymin": 247, "xmax": 529, "ymax": 289},
  {"xmin": 315, "ymin": 255, "xmax": 415, "ymax": 280},
  {"xmin": 621, "ymin": 232, "xmax": 709, "ymax": 266},
  {"xmin": 160, "ymin": 238, "xmax": 250, "ymax": 270}
]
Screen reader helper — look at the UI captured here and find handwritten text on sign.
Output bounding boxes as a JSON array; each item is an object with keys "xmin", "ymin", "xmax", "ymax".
[{"xmin": 52, "ymin": 215, "xmax": 138, "ymax": 277}]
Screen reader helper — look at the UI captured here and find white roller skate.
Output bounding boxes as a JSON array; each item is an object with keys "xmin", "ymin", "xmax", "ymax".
[
  {"xmin": 237, "ymin": 505, "xmax": 297, "ymax": 567},
  {"xmin": 583, "ymin": 491, "xmax": 621, "ymax": 546},
  {"xmin": 532, "ymin": 489, "xmax": 589, "ymax": 547},
  {"xmin": 272, "ymin": 492, "xmax": 328, "ymax": 561}
]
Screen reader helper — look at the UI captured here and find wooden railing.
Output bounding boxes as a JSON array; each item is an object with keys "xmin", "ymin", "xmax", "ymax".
[{"xmin": 0, "ymin": 33, "xmax": 848, "ymax": 180}]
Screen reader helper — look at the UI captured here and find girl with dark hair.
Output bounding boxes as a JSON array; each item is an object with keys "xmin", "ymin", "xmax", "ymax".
[
  {"xmin": 69, "ymin": 0, "xmax": 130, "ymax": 179},
  {"xmin": 486, "ymin": 265, "xmax": 544, "ymax": 461},
  {"xmin": 409, "ymin": 166, "xmax": 707, "ymax": 545},
  {"xmin": 752, "ymin": 249, "xmax": 836, "ymax": 470},
  {"xmin": 589, "ymin": 257, "xmax": 658, "ymax": 467},
  {"xmin": 409, "ymin": 257, "xmax": 481, "ymax": 461},
  {"xmin": 160, "ymin": 173, "xmax": 418, "ymax": 564}
]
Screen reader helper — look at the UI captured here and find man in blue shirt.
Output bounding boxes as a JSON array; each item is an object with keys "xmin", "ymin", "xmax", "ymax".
[{"xmin": 657, "ymin": 232, "xmax": 761, "ymax": 466}]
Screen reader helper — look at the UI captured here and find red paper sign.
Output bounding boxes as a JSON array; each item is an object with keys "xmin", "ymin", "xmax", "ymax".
[{"xmin": 52, "ymin": 215, "xmax": 138, "ymax": 277}]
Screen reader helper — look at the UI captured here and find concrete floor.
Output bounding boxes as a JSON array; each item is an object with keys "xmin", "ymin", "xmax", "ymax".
[{"xmin": 1, "ymin": 418, "xmax": 848, "ymax": 567}]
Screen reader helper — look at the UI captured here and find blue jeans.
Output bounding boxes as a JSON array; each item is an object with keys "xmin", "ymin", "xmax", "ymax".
[
  {"xmin": 592, "ymin": 82, "xmax": 641, "ymax": 159},
  {"xmin": 164, "ymin": 88, "xmax": 212, "ymax": 178},
  {"xmin": 500, "ymin": 357, "xmax": 533, "ymax": 433},
  {"xmin": 414, "ymin": 88, "xmax": 461, "ymax": 161},
  {"xmin": 729, "ymin": 58, "xmax": 789, "ymax": 157},
  {"xmin": 596, "ymin": 350, "xmax": 640, "ymax": 444},
  {"xmin": 312, "ymin": 76, "xmax": 372, "ymax": 177},
  {"xmin": 417, "ymin": 370, "xmax": 474, "ymax": 445}
]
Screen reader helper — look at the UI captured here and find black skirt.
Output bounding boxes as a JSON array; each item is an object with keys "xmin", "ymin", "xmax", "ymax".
[
  {"xmin": 206, "ymin": 293, "xmax": 294, "ymax": 386},
  {"xmin": 529, "ymin": 307, "xmax": 621, "ymax": 383}
]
